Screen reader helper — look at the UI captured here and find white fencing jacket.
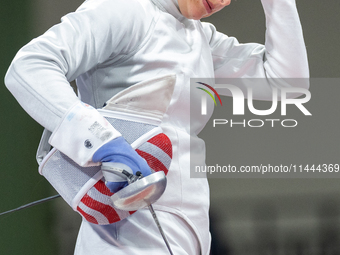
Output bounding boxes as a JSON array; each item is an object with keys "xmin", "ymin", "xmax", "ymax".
[{"xmin": 5, "ymin": 0, "xmax": 309, "ymax": 254}]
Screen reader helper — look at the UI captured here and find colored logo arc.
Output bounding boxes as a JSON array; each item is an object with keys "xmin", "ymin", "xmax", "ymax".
[{"xmin": 196, "ymin": 82, "xmax": 223, "ymax": 106}]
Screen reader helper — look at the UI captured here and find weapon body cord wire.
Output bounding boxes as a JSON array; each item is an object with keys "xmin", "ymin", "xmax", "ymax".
[{"xmin": 0, "ymin": 194, "xmax": 61, "ymax": 217}]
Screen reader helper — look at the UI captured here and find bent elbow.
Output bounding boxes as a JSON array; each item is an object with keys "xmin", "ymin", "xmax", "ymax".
[
  {"xmin": 4, "ymin": 61, "xmax": 19, "ymax": 94},
  {"xmin": 4, "ymin": 52, "xmax": 33, "ymax": 99}
]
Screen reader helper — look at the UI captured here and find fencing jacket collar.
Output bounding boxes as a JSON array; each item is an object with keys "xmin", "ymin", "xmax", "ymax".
[{"xmin": 151, "ymin": 0, "xmax": 185, "ymax": 21}]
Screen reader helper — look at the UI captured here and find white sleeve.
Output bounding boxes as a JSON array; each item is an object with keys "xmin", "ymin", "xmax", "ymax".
[
  {"xmin": 4, "ymin": 0, "xmax": 151, "ymax": 166},
  {"xmin": 202, "ymin": 0, "xmax": 309, "ymax": 99}
]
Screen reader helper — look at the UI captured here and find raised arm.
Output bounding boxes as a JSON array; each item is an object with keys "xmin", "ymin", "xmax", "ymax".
[{"xmin": 203, "ymin": 0, "xmax": 309, "ymax": 99}]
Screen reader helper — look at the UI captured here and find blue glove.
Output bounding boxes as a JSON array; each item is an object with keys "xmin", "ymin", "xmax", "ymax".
[{"xmin": 92, "ymin": 137, "xmax": 152, "ymax": 193}]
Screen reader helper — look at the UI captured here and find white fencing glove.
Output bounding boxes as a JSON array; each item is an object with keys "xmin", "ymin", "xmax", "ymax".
[{"xmin": 49, "ymin": 101, "xmax": 152, "ymax": 193}]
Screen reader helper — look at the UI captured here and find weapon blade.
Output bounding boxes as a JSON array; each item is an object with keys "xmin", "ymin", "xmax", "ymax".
[{"xmin": 148, "ymin": 204, "xmax": 174, "ymax": 255}]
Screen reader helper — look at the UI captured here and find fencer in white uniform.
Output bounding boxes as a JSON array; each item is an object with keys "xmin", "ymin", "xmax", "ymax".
[{"xmin": 4, "ymin": 0, "xmax": 309, "ymax": 254}]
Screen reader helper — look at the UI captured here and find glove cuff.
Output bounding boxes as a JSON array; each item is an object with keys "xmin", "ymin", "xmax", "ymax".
[{"xmin": 49, "ymin": 101, "xmax": 121, "ymax": 166}]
